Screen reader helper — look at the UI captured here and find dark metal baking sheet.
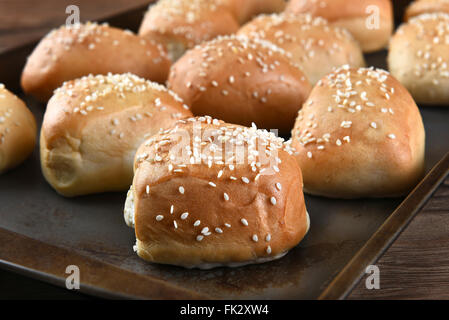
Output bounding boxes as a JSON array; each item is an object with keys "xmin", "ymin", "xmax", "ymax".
[{"xmin": 0, "ymin": 3, "xmax": 448, "ymax": 299}]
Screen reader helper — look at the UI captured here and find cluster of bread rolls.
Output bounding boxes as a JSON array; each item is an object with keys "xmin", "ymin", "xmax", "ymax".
[
  {"xmin": 8, "ymin": 0, "xmax": 441, "ymax": 268},
  {"xmin": 138, "ymin": 0, "xmax": 286, "ymax": 61}
]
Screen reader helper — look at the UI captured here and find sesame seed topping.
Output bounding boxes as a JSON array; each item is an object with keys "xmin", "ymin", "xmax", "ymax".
[
  {"xmin": 196, "ymin": 235, "xmax": 204, "ymax": 242},
  {"xmin": 266, "ymin": 246, "xmax": 272, "ymax": 254},
  {"xmin": 180, "ymin": 212, "xmax": 189, "ymax": 220},
  {"xmin": 215, "ymin": 227, "xmax": 223, "ymax": 234},
  {"xmin": 252, "ymin": 235, "xmax": 259, "ymax": 242},
  {"xmin": 178, "ymin": 186, "xmax": 185, "ymax": 194},
  {"xmin": 173, "ymin": 221, "xmax": 178, "ymax": 229},
  {"xmin": 388, "ymin": 133, "xmax": 396, "ymax": 139},
  {"xmin": 270, "ymin": 197, "xmax": 277, "ymax": 205},
  {"xmin": 275, "ymin": 183, "xmax": 282, "ymax": 191},
  {"xmin": 223, "ymin": 193, "xmax": 230, "ymax": 201},
  {"xmin": 241, "ymin": 177, "xmax": 250, "ymax": 184},
  {"xmin": 194, "ymin": 220, "xmax": 201, "ymax": 227},
  {"xmin": 156, "ymin": 215, "xmax": 164, "ymax": 221},
  {"xmin": 266, "ymin": 234, "xmax": 271, "ymax": 242},
  {"xmin": 241, "ymin": 218, "xmax": 249, "ymax": 226}
]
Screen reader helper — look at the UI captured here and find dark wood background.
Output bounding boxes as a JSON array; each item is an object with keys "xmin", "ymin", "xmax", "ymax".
[{"xmin": 0, "ymin": 0, "xmax": 150, "ymax": 53}]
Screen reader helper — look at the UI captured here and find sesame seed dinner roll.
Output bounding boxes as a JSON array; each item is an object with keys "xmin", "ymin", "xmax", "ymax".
[
  {"xmin": 125, "ymin": 116, "xmax": 309, "ymax": 268},
  {"xmin": 285, "ymin": 0, "xmax": 394, "ymax": 53},
  {"xmin": 22, "ymin": 22, "xmax": 170, "ymax": 102},
  {"xmin": 291, "ymin": 66, "xmax": 425, "ymax": 198},
  {"xmin": 405, "ymin": 0, "xmax": 449, "ymax": 21},
  {"xmin": 167, "ymin": 35, "xmax": 312, "ymax": 134},
  {"xmin": 40, "ymin": 73, "xmax": 192, "ymax": 197},
  {"xmin": 0, "ymin": 84, "xmax": 36, "ymax": 173},
  {"xmin": 238, "ymin": 13, "xmax": 366, "ymax": 85},
  {"xmin": 138, "ymin": 0, "xmax": 240, "ymax": 62},
  {"xmin": 388, "ymin": 13, "xmax": 449, "ymax": 105}
]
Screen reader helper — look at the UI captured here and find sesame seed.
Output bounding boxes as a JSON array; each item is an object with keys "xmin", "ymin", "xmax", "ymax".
[
  {"xmin": 275, "ymin": 183, "xmax": 282, "ymax": 191},
  {"xmin": 194, "ymin": 220, "xmax": 201, "ymax": 227},
  {"xmin": 201, "ymin": 227, "xmax": 209, "ymax": 234},
  {"xmin": 241, "ymin": 177, "xmax": 250, "ymax": 184},
  {"xmin": 208, "ymin": 182, "xmax": 217, "ymax": 187},
  {"xmin": 225, "ymin": 223, "xmax": 231, "ymax": 228},
  {"xmin": 266, "ymin": 246, "xmax": 272, "ymax": 254},
  {"xmin": 215, "ymin": 227, "xmax": 223, "ymax": 234},
  {"xmin": 241, "ymin": 218, "xmax": 249, "ymax": 226},
  {"xmin": 270, "ymin": 197, "xmax": 277, "ymax": 205},
  {"xmin": 173, "ymin": 221, "xmax": 178, "ymax": 229},
  {"xmin": 307, "ymin": 151, "xmax": 312, "ymax": 159},
  {"xmin": 370, "ymin": 122, "xmax": 378, "ymax": 129},
  {"xmin": 223, "ymin": 193, "xmax": 230, "ymax": 201},
  {"xmin": 170, "ymin": 205, "xmax": 174, "ymax": 214},
  {"xmin": 196, "ymin": 235, "xmax": 204, "ymax": 242},
  {"xmin": 155, "ymin": 215, "xmax": 164, "ymax": 221},
  {"xmin": 388, "ymin": 133, "xmax": 396, "ymax": 139},
  {"xmin": 180, "ymin": 212, "xmax": 189, "ymax": 220},
  {"xmin": 252, "ymin": 235, "xmax": 259, "ymax": 242},
  {"xmin": 266, "ymin": 234, "xmax": 271, "ymax": 242},
  {"xmin": 178, "ymin": 186, "xmax": 185, "ymax": 194},
  {"xmin": 146, "ymin": 185, "xmax": 150, "ymax": 194}
]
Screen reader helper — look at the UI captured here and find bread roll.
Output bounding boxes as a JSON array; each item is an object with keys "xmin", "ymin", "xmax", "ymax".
[
  {"xmin": 291, "ymin": 66, "xmax": 425, "ymax": 198},
  {"xmin": 285, "ymin": 0, "xmax": 394, "ymax": 53},
  {"xmin": 138, "ymin": 0, "xmax": 240, "ymax": 62},
  {"xmin": 40, "ymin": 73, "xmax": 192, "ymax": 197},
  {"xmin": 405, "ymin": 0, "xmax": 449, "ymax": 21},
  {"xmin": 220, "ymin": 0, "xmax": 286, "ymax": 24},
  {"xmin": 389, "ymin": 13, "xmax": 449, "ymax": 105},
  {"xmin": 238, "ymin": 13, "xmax": 366, "ymax": 85},
  {"xmin": 167, "ymin": 35, "xmax": 312, "ymax": 134},
  {"xmin": 22, "ymin": 22, "xmax": 170, "ymax": 102},
  {"xmin": 0, "ymin": 84, "xmax": 36, "ymax": 173},
  {"xmin": 125, "ymin": 116, "xmax": 309, "ymax": 268}
]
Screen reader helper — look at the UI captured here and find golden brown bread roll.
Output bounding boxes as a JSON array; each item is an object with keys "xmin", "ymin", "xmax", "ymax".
[
  {"xmin": 238, "ymin": 13, "xmax": 366, "ymax": 85},
  {"xmin": 167, "ymin": 35, "xmax": 312, "ymax": 135},
  {"xmin": 388, "ymin": 13, "xmax": 449, "ymax": 105},
  {"xmin": 405, "ymin": 0, "xmax": 449, "ymax": 21},
  {"xmin": 22, "ymin": 22, "xmax": 170, "ymax": 102},
  {"xmin": 125, "ymin": 116, "xmax": 309, "ymax": 268},
  {"xmin": 40, "ymin": 73, "xmax": 192, "ymax": 197},
  {"xmin": 291, "ymin": 66, "xmax": 425, "ymax": 198},
  {"xmin": 0, "ymin": 84, "xmax": 36, "ymax": 173},
  {"xmin": 220, "ymin": 0, "xmax": 286, "ymax": 24},
  {"xmin": 285, "ymin": 0, "xmax": 394, "ymax": 53},
  {"xmin": 138, "ymin": 0, "xmax": 240, "ymax": 62}
]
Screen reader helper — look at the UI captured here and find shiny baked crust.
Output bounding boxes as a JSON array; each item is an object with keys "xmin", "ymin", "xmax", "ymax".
[
  {"xmin": 238, "ymin": 13, "xmax": 366, "ymax": 85},
  {"xmin": 0, "ymin": 84, "xmax": 36, "ymax": 173},
  {"xmin": 138, "ymin": 0, "xmax": 240, "ymax": 61},
  {"xmin": 22, "ymin": 22, "xmax": 171, "ymax": 102},
  {"xmin": 285, "ymin": 0, "xmax": 393, "ymax": 53},
  {"xmin": 167, "ymin": 35, "xmax": 312, "ymax": 135},
  {"xmin": 405, "ymin": 0, "xmax": 449, "ymax": 21},
  {"xmin": 40, "ymin": 73, "xmax": 192, "ymax": 197},
  {"xmin": 291, "ymin": 66, "xmax": 426, "ymax": 198},
  {"xmin": 125, "ymin": 116, "xmax": 309, "ymax": 268},
  {"xmin": 388, "ymin": 13, "xmax": 449, "ymax": 105}
]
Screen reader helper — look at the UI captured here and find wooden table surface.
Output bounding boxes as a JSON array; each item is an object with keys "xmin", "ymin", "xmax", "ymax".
[{"xmin": 1, "ymin": 0, "xmax": 449, "ymax": 300}]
